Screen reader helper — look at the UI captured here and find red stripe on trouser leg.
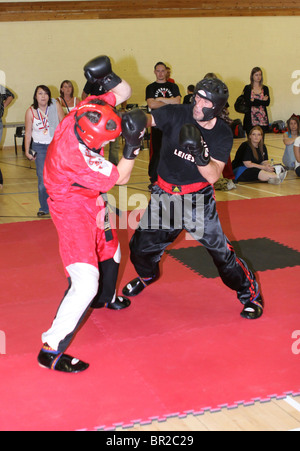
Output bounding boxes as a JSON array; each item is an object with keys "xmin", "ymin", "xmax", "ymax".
[{"xmin": 236, "ymin": 257, "xmax": 259, "ymax": 303}]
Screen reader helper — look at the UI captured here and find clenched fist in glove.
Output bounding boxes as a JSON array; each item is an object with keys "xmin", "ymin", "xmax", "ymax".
[
  {"xmin": 121, "ymin": 109, "xmax": 147, "ymax": 160},
  {"xmin": 179, "ymin": 123, "xmax": 210, "ymax": 166},
  {"xmin": 84, "ymin": 55, "xmax": 122, "ymax": 92}
]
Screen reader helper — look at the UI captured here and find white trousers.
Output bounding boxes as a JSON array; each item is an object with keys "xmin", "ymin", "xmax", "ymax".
[{"xmin": 42, "ymin": 262, "xmax": 99, "ymax": 352}]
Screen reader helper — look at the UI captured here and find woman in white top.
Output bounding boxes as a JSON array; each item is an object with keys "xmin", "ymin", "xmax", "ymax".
[
  {"xmin": 282, "ymin": 115, "xmax": 300, "ymax": 169},
  {"xmin": 293, "ymin": 135, "xmax": 300, "ymax": 177},
  {"xmin": 57, "ymin": 80, "xmax": 80, "ymax": 115},
  {"xmin": 25, "ymin": 85, "xmax": 64, "ymax": 216}
]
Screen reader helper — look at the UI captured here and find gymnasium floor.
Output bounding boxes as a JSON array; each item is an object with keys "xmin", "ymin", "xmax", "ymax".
[
  {"xmin": 0, "ymin": 133, "xmax": 300, "ymax": 431},
  {"xmin": 1, "ymin": 133, "xmax": 300, "ymax": 224}
]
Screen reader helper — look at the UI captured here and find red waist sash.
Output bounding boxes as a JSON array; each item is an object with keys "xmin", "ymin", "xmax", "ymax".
[{"xmin": 156, "ymin": 175, "xmax": 210, "ymax": 194}]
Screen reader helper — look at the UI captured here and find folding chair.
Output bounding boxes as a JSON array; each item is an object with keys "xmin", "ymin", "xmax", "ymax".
[{"xmin": 14, "ymin": 126, "xmax": 25, "ymax": 155}]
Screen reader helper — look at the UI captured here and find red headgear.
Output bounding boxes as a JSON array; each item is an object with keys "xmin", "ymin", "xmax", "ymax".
[{"xmin": 74, "ymin": 100, "xmax": 122, "ymax": 152}]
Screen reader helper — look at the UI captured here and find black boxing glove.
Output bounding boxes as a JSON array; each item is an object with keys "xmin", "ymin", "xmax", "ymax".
[
  {"xmin": 121, "ymin": 109, "xmax": 147, "ymax": 159},
  {"xmin": 84, "ymin": 55, "xmax": 122, "ymax": 91},
  {"xmin": 179, "ymin": 123, "xmax": 210, "ymax": 166}
]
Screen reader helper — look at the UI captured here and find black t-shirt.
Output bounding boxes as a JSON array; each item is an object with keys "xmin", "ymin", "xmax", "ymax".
[
  {"xmin": 232, "ymin": 141, "xmax": 268, "ymax": 169},
  {"xmin": 152, "ymin": 104, "xmax": 233, "ymax": 185},
  {"xmin": 183, "ymin": 94, "xmax": 193, "ymax": 104},
  {"xmin": 0, "ymin": 85, "xmax": 14, "ymax": 119},
  {"xmin": 145, "ymin": 81, "xmax": 181, "ymax": 101}
]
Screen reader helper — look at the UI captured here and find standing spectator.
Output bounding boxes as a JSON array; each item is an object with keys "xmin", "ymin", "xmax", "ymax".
[
  {"xmin": 81, "ymin": 78, "xmax": 104, "ymax": 100},
  {"xmin": 146, "ymin": 62, "xmax": 181, "ymax": 187},
  {"xmin": 166, "ymin": 66, "xmax": 175, "ymax": 83},
  {"xmin": 183, "ymin": 85, "xmax": 195, "ymax": 104},
  {"xmin": 242, "ymin": 67, "xmax": 270, "ymax": 136},
  {"xmin": 0, "ymin": 84, "xmax": 14, "ymax": 145},
  {"xmin": 0, "ymin": 84, "xmax": 14, "ymax": 188},
  {"xmin": 57, "ymin": 80, "xmax": 80, "ymax": 115},
  {"xmin": 24, "ymin": 85, "xmax": 64, "ymax": 216}
]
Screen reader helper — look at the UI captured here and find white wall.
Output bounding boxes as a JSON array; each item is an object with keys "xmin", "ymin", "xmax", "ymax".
[{"xmin": 1, "ymin": 15, "xmax": 300, "ymax": 146}]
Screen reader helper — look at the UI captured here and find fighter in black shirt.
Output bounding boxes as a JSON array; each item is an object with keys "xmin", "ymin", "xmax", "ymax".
[
  {"xmin": 155, "ymin": 103, "xmax": 232, "ymax": 186},
  {"xmin": 123, "ymin": 77, "xmax": 264, "ymax": 319}
]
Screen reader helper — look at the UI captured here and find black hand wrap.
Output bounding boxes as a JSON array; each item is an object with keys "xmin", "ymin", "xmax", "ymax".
[
  {"xmin": 84, "ymin": 55, "xmax": 122, "ymax": 91},
  {"xmin": 179, "ymin": 123, "xmax": 210, "ymax": 166},
  {"xmin": 121, "ymin": 109, "xmax": 147, "ymax": 160}
]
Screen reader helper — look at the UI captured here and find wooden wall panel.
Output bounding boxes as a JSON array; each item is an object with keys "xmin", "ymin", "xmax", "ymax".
[{"xmin": 1, "ymin": 1, "xmax": 300, "ymax": 22}]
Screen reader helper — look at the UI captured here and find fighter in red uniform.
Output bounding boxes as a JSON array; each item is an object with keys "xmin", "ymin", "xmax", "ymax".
[{"xmin": 37, "ymin": 56, "xmax": 147, "ymax": 373}]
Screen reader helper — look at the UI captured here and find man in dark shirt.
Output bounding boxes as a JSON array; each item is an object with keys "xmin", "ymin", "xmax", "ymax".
[
  {"xmin": 0, "ymin": 84, "xmax": 15, "ymax": 188},
  {"xmin": 146, "ymin": 62, "xmax": 181, "ymax": 186},
  {"xmin": 0, "ymin": 84, "xmax": 14, "ymax": 133},
  {"xmin": 183, "ymin": 84, "xmax": 195, "ymax": 104},
  {"xmin": 123, "ymin": 77, "xmax": 264, "ymax": 320}
]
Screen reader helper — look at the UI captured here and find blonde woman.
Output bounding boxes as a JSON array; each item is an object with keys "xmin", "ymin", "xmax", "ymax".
[
  {"xmin": 232, "ymin": 126, "xmax": 286, "ymax": 184},
  {"xmin": 57, "ymin": 80, "xmax": 80, "ymax": 115}
]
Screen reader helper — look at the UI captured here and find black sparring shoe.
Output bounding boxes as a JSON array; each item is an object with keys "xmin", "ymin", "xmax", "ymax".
[
  {"xmin": 240, "ymin": 295, "xmax": 264, "ymax": 320},
  {"xmin": 122, "ymin": 277, "xmax": 148, "ymax": 297},
  {"xmin": 38, "ymin": 344, "xmax": 89, "ymax": 373},
  {"xmin": 105, "ymin": 296, "xmax": 131, "ymax": 310},
  {"xmin": 123, "ymin": 273, "xmax": 159, "ymax": 297},
  {"xmin": 91, "ymin": 295, "xmax": 131, "ymax": 310}
]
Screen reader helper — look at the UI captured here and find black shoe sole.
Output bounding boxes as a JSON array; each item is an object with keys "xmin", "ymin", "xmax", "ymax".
[
  {"xmin": 91, "ymin": 296, "xmax": 131, "ymax": 309},
  {"xmin": 122, "ymin": 278, "xmax": 147, "ymax": 297},
  {"xmin": 38, "ymin": 348, "xmax": 89, "ymax": 373},
  {"xmin": 106, "ymin": 296, "xmax": 131, "ymax": 310},
  {"xmin": 240, "ymin": 300, "xmax": 263, "ymax": 320}
]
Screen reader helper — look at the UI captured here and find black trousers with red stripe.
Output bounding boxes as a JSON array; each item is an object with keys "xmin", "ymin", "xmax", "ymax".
[{"xmin": 129, "ymin": 184, "xmax": 259, "ymax": 305}]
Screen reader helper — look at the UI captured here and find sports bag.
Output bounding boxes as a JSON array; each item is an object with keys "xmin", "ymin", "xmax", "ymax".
[
  {"xmin": 230, "ymin": 119, "xmax": 245, "ymax": 138},
  {"xmin": 234, "ymin": 95, "xmax": 249, "ymax": 114},
  {"xmin": 271, "ymin": 120, "xmax": 286, "ymax": 133}
]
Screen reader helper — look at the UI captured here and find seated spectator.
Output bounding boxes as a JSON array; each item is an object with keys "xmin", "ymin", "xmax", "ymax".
[
  {"xmin": 293, "ymin": 135, "xmax": 300, "ymax": 177},
  {"xmin": 282, "ymin": 115, "xmax": 300, "ymax": 169},
  {"xmin": 232, "ymin": 126, "xmax": 287, "ymax": 184}
]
